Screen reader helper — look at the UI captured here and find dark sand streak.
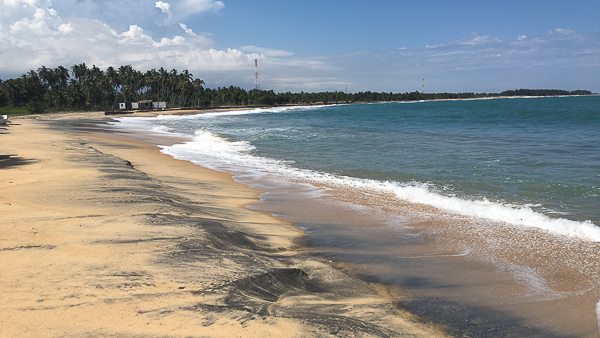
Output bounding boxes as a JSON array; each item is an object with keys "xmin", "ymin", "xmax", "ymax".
[{"xmin": 0, "ymin": 112, "xmax": 447, "ymax": 337}]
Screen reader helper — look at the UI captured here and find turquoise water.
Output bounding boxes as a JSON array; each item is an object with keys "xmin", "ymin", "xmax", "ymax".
[
  {"xmin": 118, "ymin": 96, "xmax": 600, "ymax": 233},
  {"xmin": 233, "ymin": 97, "xmax": 599, "ymax": 226},
  {"xmin": 112, "ymin": 95, "xmax": 600, "ymax": 336}
]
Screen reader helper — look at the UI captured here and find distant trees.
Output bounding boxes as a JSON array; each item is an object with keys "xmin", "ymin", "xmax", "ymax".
[
  {"xmin": 0, "ymin": 63, "xmax": 594, "ymax": 114},
  {"xmin": 499, "ymin": 89, "xmax": 592, "ymax": 97}
]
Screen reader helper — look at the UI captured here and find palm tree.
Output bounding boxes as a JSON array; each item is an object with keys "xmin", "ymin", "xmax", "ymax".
[
  {"xmin": 175, "ymin": 69, "xmax": 193, "ymax": 107},
  {"xmin": 55, "ymin": 66, "xmax": 70, "ymax": 90},
  {"xmin": 66, "ymin": 79, "xmax": 85, "ymax": 108},
  {"xmin": 191, "ymin": 78, "xmax": 205, "ymax": 107},
  {"xmin": 105, "ymin": 66, "xmax": 119, "ymax": 107},
  {"xmin": 37, "ymin": 66, "xmax": 55, "ymax": 107},
  {"xmin": 118, "ymin": 65, "xmax": 135, "ymax": 101},
  {"xmin": 88, "ymin": 65, "xmax": 104, "ymax": 107},
  {"xmin": 71, "ymin": 63, "xmax": 88, "ymax": 82}
]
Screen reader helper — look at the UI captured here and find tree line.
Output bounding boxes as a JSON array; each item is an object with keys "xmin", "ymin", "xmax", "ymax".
[
  {"xmin": 498, "ymin": 89, "xmax": 592, "ymax": 97},
  {"xmin": 0, "ymin": 63, "xmax": 593, "ymax": 114}
]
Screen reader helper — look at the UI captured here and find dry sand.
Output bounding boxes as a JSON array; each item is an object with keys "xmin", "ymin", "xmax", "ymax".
[{"xmin": 0, "ymin": 112, "xmax": 449, "ymax": 337}]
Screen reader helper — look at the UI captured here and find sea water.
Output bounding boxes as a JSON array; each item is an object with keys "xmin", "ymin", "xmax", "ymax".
[{"xmin": 111, "ymin": 96, "xmax": 600, "ymax": 336}]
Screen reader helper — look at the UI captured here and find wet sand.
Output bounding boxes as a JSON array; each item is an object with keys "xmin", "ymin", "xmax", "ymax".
[
  {"xmin": 0, "ymin": 112, "xmax": 448, "ymax": 337},
  {"xmin": 249, "ymin": 174, "xmax": 600, "ymax": 337}
]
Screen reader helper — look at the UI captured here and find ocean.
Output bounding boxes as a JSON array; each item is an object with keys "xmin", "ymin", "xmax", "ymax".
[{"xmin": 111, "ymin": 95, "xmax": 600, "ymax": 336}]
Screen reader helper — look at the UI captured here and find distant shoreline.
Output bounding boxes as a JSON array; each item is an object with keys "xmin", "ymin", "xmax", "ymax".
[
  {"xmin": 100, "ymin": 93, "xmax": 598, "ymax": 117},
  {"xmin": 6, "ymin": 93, "xmax": 594, "ymax": 120}
]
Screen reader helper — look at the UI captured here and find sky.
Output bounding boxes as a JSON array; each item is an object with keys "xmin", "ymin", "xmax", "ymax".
[{"xmin": 1, "ymin": 0, "xmax": 599, "ymax": 93}]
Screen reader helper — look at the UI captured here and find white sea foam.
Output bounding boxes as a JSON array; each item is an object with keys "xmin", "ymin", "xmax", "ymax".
[
  {"xmin": 108, "ymin": 106, "xmax": 322, "ymax": 132},
  {"xmin": 159, "ymin": 129, "xmax": 285, "ymax": 173},
  {"xmin": 153, "ymin": 105, "xmax": 326, "ymax": 120},
  {"xmin": 158, "ymin": 128, "xmax": 600, "ymax": 243},
  {"xmin": 406, "ymin": 249, "xmax": 472, "ymax": 259},
  {"xmin": 106, "ymin": 116, "xmax": 157, "ymax": 132},
  {"xmin": 150, "ymin": 125, "xmax": 172, "ymax": 134}
]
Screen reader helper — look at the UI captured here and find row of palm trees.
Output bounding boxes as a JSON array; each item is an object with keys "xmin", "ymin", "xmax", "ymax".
[
  {"xmin": 3, "ymin": 63, "xmax": 590, "ymax": 114},
  {"xmin": 0, "ymin": 63, "xmax": 350, "ymax": 113},
  {"xmin": 0, "ymin": 64, "xmax": 214, "ymax": 112}
]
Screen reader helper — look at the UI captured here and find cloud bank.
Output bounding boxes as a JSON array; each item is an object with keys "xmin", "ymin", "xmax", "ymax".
[{"xmin": 0, "ymin": 0, "xmax": 259, "ymax": 77}]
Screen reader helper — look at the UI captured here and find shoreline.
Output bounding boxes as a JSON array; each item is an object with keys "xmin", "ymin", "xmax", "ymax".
[
  {"xmin": 5, "ymin": 92, "xmax": 596, "ymax": 120},
  {"xmin": 0, "ymin": 111, "xmax": 449, "ymax": 336},
  {"xmin": 119, "ymin": 99, "xmax": 600, "ymax": 337}
]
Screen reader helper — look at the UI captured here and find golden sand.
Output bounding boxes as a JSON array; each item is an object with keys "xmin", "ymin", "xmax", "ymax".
[{"xmin": 0, "ymin": 112, "xmax": 448, "ymax": 337}]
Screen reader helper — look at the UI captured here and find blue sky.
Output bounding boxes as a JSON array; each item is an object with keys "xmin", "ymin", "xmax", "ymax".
[
  {"xmin": 201, "ymin": 1, "xmax": 599, "ymax": 54},
  {"xmin": 1, "ymin": 0, "xmax": 599, "ymax": 93}
]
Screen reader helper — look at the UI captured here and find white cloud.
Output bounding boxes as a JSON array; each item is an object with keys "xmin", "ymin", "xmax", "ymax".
[
  {"xmin": 155, "ymin": 1, "xmax": 173, "ymax": 26},
  {"xmin": 57, "ymin": 22, "xmax": 71, "ymax": 33},
  {"xmin": 0, "ymin": 0, "xmax": 257, "ymax": 77},
  {"xmin": 179, "ymin": 22, "xmax": 195, "ymax": 36},
  {"xmin": 553, "ymin": 28, "xmax": 577, "ymax": 36},
  {"xmin": 271, "ymin": 76, "xmax": 351, "ymax": 92},
  {"xmin": 428, "ymin": 33, "xmax": 502, "ymax": 48},
  {"xmin": 239, "ymin": 45, "xmax": 294, "ymax": 57},
  {"xmin": 2, "ymin": 0, "xmax": 50, "ymax": 8},
  {"xmin": 46, "ymin": 0, "xmax": 225, "ymax": 34},
  {"xmin": 177, "ymin": 0, "xmax": 224, "ymax": 15}
]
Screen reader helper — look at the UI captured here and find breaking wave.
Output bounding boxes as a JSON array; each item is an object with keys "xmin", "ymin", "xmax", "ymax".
[{"xmin": 159, "ymin": 128, "xmax": 600, "ymax": 242}]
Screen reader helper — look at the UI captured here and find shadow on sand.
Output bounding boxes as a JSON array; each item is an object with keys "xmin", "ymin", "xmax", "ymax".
[{"xmin": 0, "ymin": 154, "xmax": 37, "ymax": 170}]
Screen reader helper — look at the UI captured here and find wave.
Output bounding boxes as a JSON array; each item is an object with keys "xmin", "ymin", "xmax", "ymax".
[
  {"xmin": 150, "ymin": 125, "xmax": 172, "ymax": 134},
  {"xmin": 154, "ymin": 105, "xmax": 328, "ymax": 120},
  {"xmin": 159, "ymin": 128, "xmax": 600, "ymax": 243}
]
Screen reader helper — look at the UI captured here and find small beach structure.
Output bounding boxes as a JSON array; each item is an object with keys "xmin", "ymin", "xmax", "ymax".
[
  {"xmin": 139, "ymin": 100, "xmax": 152, "ymax": 110},
  {"xmin": 118, "ymin": 102, "xmax": 134, "ymax": 110},
  {"xmin": 112, "ymin": 101, "xmax": 166, "ymax": 113},
  {"xmin": 152, "ymin": 101, "xmax": 167, "ymax": 109}
]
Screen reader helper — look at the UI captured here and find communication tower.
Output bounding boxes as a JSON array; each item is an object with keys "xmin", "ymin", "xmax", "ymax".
[
  {"xmin": 254, "ymin": 59, "xmax": 260, "ymax": 90},
  {"xmin": 422, "ymin": 78, "xmax": 425, "ymax": 94}
]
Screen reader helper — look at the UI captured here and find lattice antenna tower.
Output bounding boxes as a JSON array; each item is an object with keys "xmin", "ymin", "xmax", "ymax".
[
  {"xmin": 422, "ymin": 78, "xmax": 425, "ymax": 94},
  {"xmin": 254, "ymin": 59, "xmax": 260, "ymax": 90}
]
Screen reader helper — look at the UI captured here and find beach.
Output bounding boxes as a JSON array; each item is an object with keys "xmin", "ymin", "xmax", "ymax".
[
  {"xmin": 0, "ymin": 111, "xmax": 448, "ymax": 337},
  {"xmin": 115, "ymin": 97, "xmax": 599, "ymax": 337}
]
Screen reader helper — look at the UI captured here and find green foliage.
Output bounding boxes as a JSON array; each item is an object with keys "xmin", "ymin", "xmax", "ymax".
[
  {"xmin": 499, "ymin": 89, "xmax": 593, "ymax": 97},
  {"xmin": 0, "ymin": 64, "xmax": 208, "ymax": 112},
  {"xmin": 0, "ymin": 106, "xmax": 34, "ymax": 116},
  {"xmin": 27, "ymin": 101, "xmax": 46, "ymax": 114},
  {"xmin": 0, "ymin": 64, "xmax": 594, "ymax": 114}
]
